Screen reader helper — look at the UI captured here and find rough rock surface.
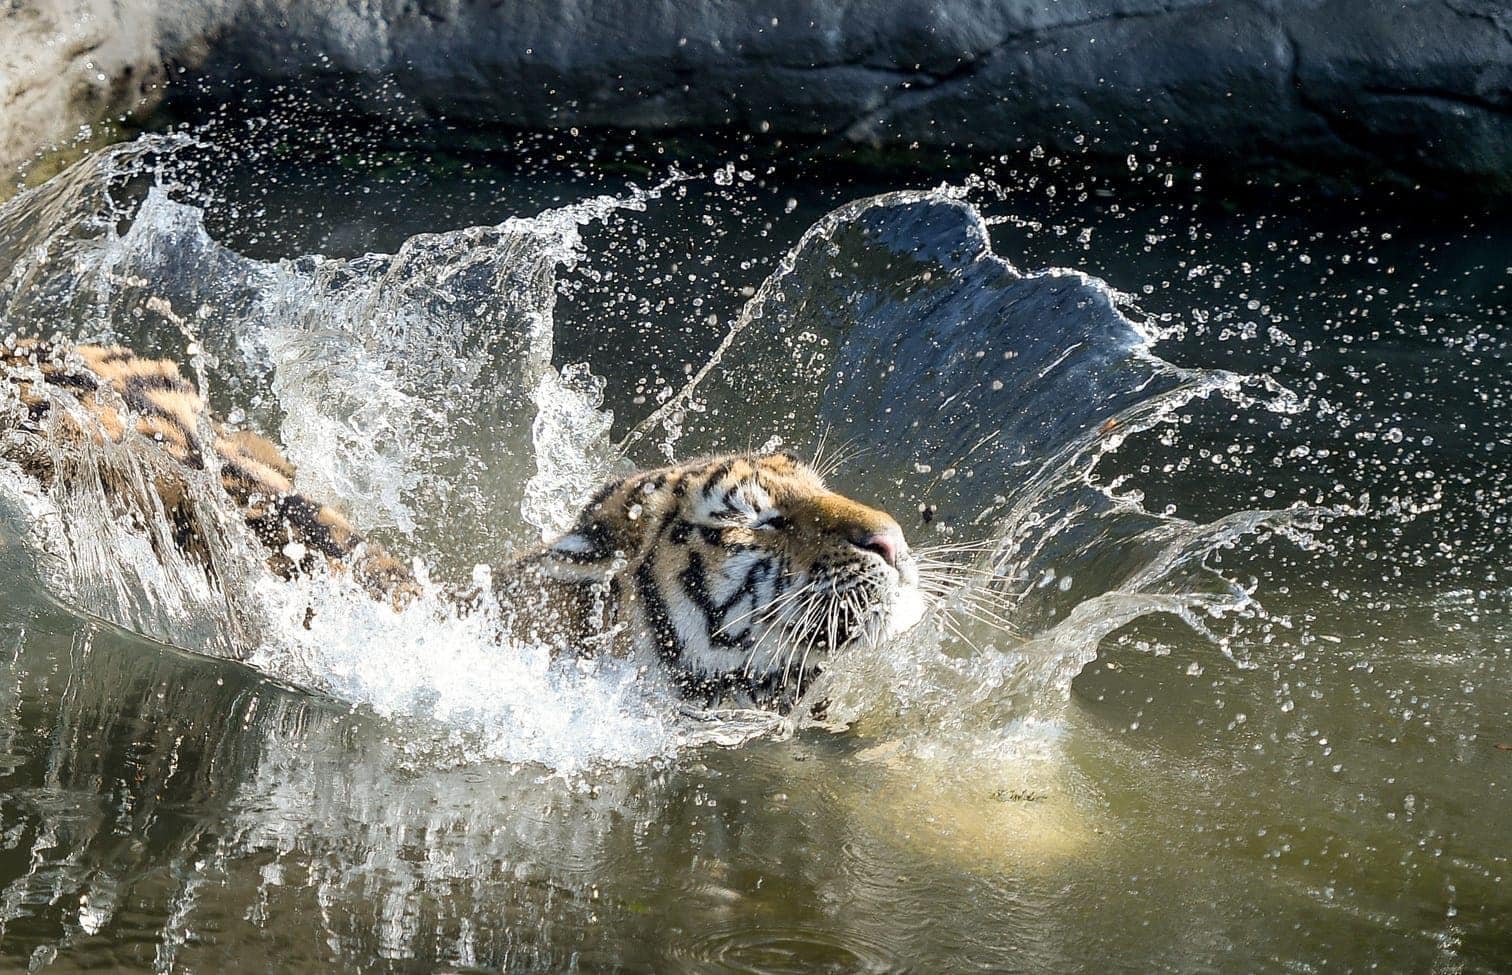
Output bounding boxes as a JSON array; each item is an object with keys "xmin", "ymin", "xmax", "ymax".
[
  {"xmin": 2, "ymin": 0, "xmax": 1509, "ymax": 196},
  {"xmin": 0, "ymin": 0, "xmax": 167, "ymax": 181}
]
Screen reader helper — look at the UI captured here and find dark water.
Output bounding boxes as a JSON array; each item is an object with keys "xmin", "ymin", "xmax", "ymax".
[{"xmin": 0, "ymin": 122, "xmax": 1507, "ymax": 972}]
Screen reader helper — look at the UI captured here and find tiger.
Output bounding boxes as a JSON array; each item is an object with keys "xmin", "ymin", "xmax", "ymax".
[
  {"xmin": 0, "ymin": 337, "xmax": 926, "ymax": 707},
  {"xmin": 502, "ymin": 451, "xmax": 925, "ymax": 704}
]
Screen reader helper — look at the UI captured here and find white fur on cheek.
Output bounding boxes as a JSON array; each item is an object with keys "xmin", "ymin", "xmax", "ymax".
[{"xmin": 707, "ymin": 548, "xmax": 766, "ymax": 606}]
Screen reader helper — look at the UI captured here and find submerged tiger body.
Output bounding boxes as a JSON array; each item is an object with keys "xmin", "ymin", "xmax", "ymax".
[
  {"xmin": 0, "ymin": 338, "xmax": 414, "ymax": 596},
  {"xmin": 1, "ymin": 338, "xmax": 925, "ymax": 707}
]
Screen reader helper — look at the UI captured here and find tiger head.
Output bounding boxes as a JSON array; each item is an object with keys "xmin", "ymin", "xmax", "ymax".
[{"xmin": 525, "ymin": 451, "xmax": 925, "ymax": 703}]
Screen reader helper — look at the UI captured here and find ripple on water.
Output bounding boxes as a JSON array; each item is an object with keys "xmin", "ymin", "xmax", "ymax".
[{"xmin": 676, "ymin": 926, "xmax": 908, "ymax": 975}]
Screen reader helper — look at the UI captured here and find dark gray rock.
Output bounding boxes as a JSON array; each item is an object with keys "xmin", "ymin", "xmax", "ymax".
[
  {"xmin": 3, "ymin": 0, "xmax": 1509, "ymax": 197},
  {"xmin": 1289, "ymin": 0, "xmax": 1512, "ymax": 189}
]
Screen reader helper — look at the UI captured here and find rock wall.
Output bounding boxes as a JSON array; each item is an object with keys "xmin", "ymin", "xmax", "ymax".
[
  {"xmin": 3, "ymin": 0, "xmax": 1509, "ymax": 196},
  {"xmin": 0, "ymin": 0, "xmax": 167, "ymax": 181}
]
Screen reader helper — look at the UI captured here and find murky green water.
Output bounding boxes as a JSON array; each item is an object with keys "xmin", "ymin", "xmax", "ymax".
[{"xmin": 0, "ymin": 124, "xmax": 1507, "ymax": 972}]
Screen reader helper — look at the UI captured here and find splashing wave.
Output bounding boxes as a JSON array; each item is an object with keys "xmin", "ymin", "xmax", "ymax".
[{"xmin": 0, "ymin": 137, "xmax": 1331, "ymax": 771}]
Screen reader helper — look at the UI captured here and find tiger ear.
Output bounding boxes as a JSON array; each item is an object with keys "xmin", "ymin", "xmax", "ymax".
[
  {"xmin": 520, "ymin": 472, "xmax": 653, "ymax": 582},
  {"xmin": 527, "ymin": 475, "xmax": 633, "ymax": 582},
  {"xmin": 535, "ymin": 521, "xmax": 618, "ymax": 582}
]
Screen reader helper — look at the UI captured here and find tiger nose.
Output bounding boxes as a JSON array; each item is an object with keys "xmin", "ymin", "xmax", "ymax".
[{"xmin": 851, "ymin": 524, "xmax": 906, "ymax": 568}]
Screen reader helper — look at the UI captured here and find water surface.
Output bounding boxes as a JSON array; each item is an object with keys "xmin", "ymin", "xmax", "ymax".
[{"xmin": 0, "ymin": 125, "xmax": 1506, "ymax": 972}]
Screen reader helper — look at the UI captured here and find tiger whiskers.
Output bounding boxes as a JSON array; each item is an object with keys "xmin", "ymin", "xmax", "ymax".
[
  {"xmin": 912, "ymin": 553, "xmax": 1026, "ymax": 648},
  {"xmin": 718, "ymin": 578, "xmax": 813, "ymax": 641},
  {"xmin": 724, "ymin": 562, "xmax": 922, "ymax": 697},
  {"xmin": 916, "ymin": 576, "xmax": 1022, "ymax": 630},
  {"xmin": 809, "ymin": 424, "xmax": 836, "ymax": 479},
  {"xmin": 748, "ymin": 587, "xmax": 816, "ymax": 687},
  {"xmin": 737, "ymin": 581, "xmax": 820, "ymax": 678},
  {"xmin": 780, "ymin": 591, "xmax": 829, "ymax": 691},
  {"xmin": 810, "ymin": 432, "xmax": 875, "ymax": 481},
  {"xmin": 726, "ymin": 579, "xmax": 824, "ymax": 680},
  {"xmin": 798, "ymin": 587, "xmax": 857, "ymax": 697},
  {"xmin": 781, "ymin": 579, "xmax": 897, "ymax": 696}
]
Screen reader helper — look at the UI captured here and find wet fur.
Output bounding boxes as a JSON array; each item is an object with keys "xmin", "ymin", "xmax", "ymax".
[
  {"xmin": 0, "ymin": 338, "xmax": 414, "ymax": 598},
  {"xmin": 1, "ymin": 339, "xmax": 917, "ymax": 706},
  {"xmin": 499, "ymin": 454, "xmax": 917, "ymax": 705}
]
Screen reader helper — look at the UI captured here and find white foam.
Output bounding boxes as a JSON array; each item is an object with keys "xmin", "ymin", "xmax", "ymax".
[{"xmin": 246, "ymin": 569, "xmax": 697, "ymax": 773}]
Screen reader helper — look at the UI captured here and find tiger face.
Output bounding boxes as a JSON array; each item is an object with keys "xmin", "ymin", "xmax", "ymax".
[{"xmin": 519, "ymin": 451, "xmax": 926, "ymax": 704}]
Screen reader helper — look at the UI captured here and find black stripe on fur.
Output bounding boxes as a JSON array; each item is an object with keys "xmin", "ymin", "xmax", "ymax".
[{"xmin": 635, "ymin": 557, "xmax": 685, "ymax": 665}]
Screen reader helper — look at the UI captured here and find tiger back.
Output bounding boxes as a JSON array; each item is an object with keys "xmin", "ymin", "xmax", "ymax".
[{"xmin": 0, "ymin": 337, "xmax": 415, "ymax": 599}]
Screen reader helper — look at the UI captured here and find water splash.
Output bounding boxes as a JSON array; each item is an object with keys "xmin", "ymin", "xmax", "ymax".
[
  {"xmin": 521, "ymin": 361, "xmax": 625, "ymax": 539},
  {"xmin": 245, "ymin": 568, "xmax": 697, "ymax": 773},
  {"xmin": 0, "ymin": 139, "xmax": 1332, "ymax": 774},
  {"xmin": 622, "ymin": 190, "xmax": 1333, "ymax": 743}
]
